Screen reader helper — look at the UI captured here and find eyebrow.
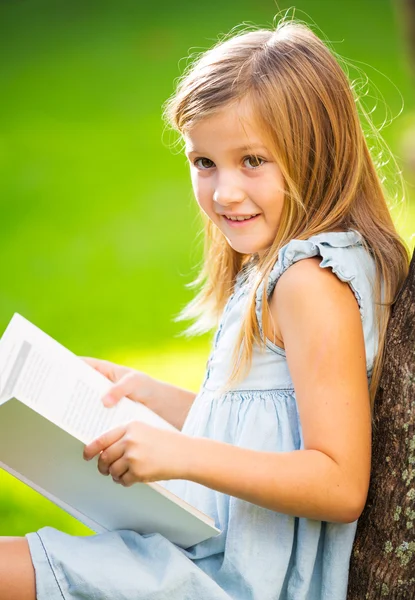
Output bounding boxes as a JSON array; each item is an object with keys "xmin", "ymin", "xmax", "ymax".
[{"xmin": 185, "ymin": 145, "xmax": 269, "ymax": 156}]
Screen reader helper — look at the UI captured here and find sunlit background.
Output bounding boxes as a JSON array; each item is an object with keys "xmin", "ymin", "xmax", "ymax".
[{"xmin": 0, "ymin": 0, "xmax": 414, "ymax": 536}]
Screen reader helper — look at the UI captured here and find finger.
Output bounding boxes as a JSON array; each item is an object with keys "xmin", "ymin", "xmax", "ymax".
[
  {"xmin": 118, "ymin": 469, "xmax": 135, "ymax": 487},
  {"xmin": 97, "ymin": 439, "xmax": 126, "ymax": 475},
  {"xmin": 80, "ymin": 358, "xmax": 133, "ymax": 407},
  {"xmin": 83, "ymin": 426, "xmax": 126, "ymax": 461},
  {"xmin": 102, "ymin": 371, "xmax": 143, "ymax": 407},
  {"xmin": 80, "ymin": 357, "xmax": 118, "ymax": 382},
  {"xmin": 108, "ymin": 458, "xmax": 129, "ymax": 482}
]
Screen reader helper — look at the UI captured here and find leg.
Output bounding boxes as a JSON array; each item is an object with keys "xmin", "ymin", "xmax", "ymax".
[{"xmin": 0, "ymin": 537, "xmax": 36, "ymax": 600}]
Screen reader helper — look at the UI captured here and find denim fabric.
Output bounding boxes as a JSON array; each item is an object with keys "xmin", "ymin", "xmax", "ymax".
[{"xmin": 26, "ymin": 229, "xmax": 378, "ymax": 600}]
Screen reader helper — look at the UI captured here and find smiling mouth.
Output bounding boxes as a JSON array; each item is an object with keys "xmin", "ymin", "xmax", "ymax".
[
  {"xmin": 223, "ymin": 214, "xmax": 260, "ymax": 221},
  {"xmin": 222, "ymin": 214, "xmax": 261, "ymax": 227}
]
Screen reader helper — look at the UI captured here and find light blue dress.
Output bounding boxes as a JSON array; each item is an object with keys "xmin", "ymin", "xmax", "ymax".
[{"xmin": 26, "ymin": 229, "xmax": 379, "ymax": 600}]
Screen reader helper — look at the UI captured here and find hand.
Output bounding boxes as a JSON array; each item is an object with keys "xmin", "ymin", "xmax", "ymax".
[
  {"xmin": 83, "ymin": 420, "xmax": 192, "ymax": 486},
  {"xmin": 81, "ymin": 356, "xmax": 197, "ymax": 431},
  {"xmin": 81, "ymin": 357, "xmax": 159, "ymax": 409}
]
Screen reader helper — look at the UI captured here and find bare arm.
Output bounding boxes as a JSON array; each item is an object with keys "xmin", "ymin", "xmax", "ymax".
[
  {"xmin": 144, "ymin": 380, "xmax": 196, "ymax": 430},
  {"xmin": 179, "ymin": 257, "xmax": 371, "ymax": 523},
  {"xmin": 183, "ymin": 440, "xmax": 361, "ymax": 523}
]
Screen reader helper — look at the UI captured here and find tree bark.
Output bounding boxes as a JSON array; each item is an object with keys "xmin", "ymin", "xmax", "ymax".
[
  {"xmin": 400, "ymin": 0, "xmax": 415, "ymax": 68},
  {"xmin": 347, "ymin": 249, "xmax": 415, "ymax": 598}
]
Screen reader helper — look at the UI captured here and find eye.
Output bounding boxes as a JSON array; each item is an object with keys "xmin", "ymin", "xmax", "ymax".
[
  {"xmin": 193, "ymin": 157, "xmax": 214, "ymax": 170},
  {"xmin": 244, "ymin": 155, "xmax": 266, "ymax": 169}
]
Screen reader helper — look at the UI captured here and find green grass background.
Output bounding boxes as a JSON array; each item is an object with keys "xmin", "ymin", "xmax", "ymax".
[{"xmin": 0, "ymin": 0, "xmax": 414, "ymax": 536}]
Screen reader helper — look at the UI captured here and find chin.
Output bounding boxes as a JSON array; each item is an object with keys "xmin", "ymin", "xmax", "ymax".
[
  {"xmin": 226, "ymin": 238, "xmax": 265, "ymax": 255},
  {"xmin": 228, "ymin": 243, "xmax": 264, "ymax": 256}
]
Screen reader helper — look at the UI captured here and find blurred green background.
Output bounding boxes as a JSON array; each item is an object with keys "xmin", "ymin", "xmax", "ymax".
[{"xmin": 0, "ymin": 0, "xmax": 414, "ymax": 536}]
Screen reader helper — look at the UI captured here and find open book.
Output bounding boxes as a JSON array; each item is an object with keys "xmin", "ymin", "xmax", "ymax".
[{"xmin": 0, "ymin": 313, "xmax": 220, "ymax": 548}]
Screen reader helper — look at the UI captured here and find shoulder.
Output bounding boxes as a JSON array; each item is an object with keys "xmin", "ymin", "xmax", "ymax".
[
  {"xmin": 275, "ymin": 254, "xmax": 350, "ymax": 292},
  {"xmin": 269, "ymin": 254, "xmax": 364, "ymax": 361},
  {"xmin": 269, "ymin": 254, "xmax": 361, "ymax": 326},
  {"xmin": 266, "ymin": 256, "xmax": 360, "ymax": 349}
]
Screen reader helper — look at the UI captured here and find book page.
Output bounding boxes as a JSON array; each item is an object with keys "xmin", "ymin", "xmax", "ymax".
[{"xmin": 0, "ymin": 314, "xmax": 176, "ymax": 443}]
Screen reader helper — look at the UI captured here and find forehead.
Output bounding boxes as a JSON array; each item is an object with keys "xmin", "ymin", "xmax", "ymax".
[{"xmin": 183, "ymin": 100, "xmax": 267, "ymax": 154}]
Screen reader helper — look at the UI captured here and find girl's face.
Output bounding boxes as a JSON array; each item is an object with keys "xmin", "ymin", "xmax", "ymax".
[{"xmin": 184, "ymin": 99, "xmax": 285, "ymax": 256}]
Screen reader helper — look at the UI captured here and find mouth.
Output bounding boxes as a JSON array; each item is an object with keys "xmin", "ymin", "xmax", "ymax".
[{"xmin": 222, "ymin": 214, "xmax": 261, "ymax": 227}]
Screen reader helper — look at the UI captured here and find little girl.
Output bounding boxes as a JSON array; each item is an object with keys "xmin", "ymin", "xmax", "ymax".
[{"xmin": 0, "ymin": 17, "xmax": 410, "ymax": 600}]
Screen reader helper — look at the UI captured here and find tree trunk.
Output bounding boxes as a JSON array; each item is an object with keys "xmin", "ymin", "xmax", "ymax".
[
  {"xmin": 347, "ymin": 249, "xmax": 415, "ymax": 598},
  {"xmin": 401, "ymin": 0, "xmax": 415, "ymax": 68}
]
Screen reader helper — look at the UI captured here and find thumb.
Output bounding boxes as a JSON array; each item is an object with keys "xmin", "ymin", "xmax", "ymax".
[
  {"xmin": 102, "ymin": 371, "xmax": 143, "ymax": 407},
  {"xmin": 102, "ymin": 392, "xmax": 119, "ymax": 407}
]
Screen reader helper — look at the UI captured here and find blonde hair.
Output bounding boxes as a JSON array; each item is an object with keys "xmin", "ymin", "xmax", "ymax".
[{"xmin": 162, "ymin": 17, "xmax": 410, "ymax": 411}]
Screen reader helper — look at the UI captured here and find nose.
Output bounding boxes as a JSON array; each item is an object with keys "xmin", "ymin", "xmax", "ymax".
[{"xmin": 213, "ymin": 177, "xmax": 246, "ymax": 207}]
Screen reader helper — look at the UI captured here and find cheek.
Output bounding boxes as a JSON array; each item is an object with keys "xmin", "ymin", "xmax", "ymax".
[
  {"xmin": 191, "ymin": 175, "xmax": 210, "ymax": 211},
  {"xmin": 268, "ymin": 176, "xmax": 285, "ymax": 212}
]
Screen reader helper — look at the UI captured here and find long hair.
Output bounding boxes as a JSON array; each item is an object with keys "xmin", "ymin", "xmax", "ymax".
[{"xmin": 162, "ymin": 18, "xmax": 410, "ymax": 411}]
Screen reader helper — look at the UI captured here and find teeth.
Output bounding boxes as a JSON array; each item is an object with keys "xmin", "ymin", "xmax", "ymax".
[{"xmin": 227, "ymin": 214, "xmax": 258, "ymax": 221}]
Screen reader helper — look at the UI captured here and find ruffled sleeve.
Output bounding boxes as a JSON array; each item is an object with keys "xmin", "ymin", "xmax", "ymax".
[{"xmin": 255, "ymin": 229, "xmax": 379, "ymax": 373}]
